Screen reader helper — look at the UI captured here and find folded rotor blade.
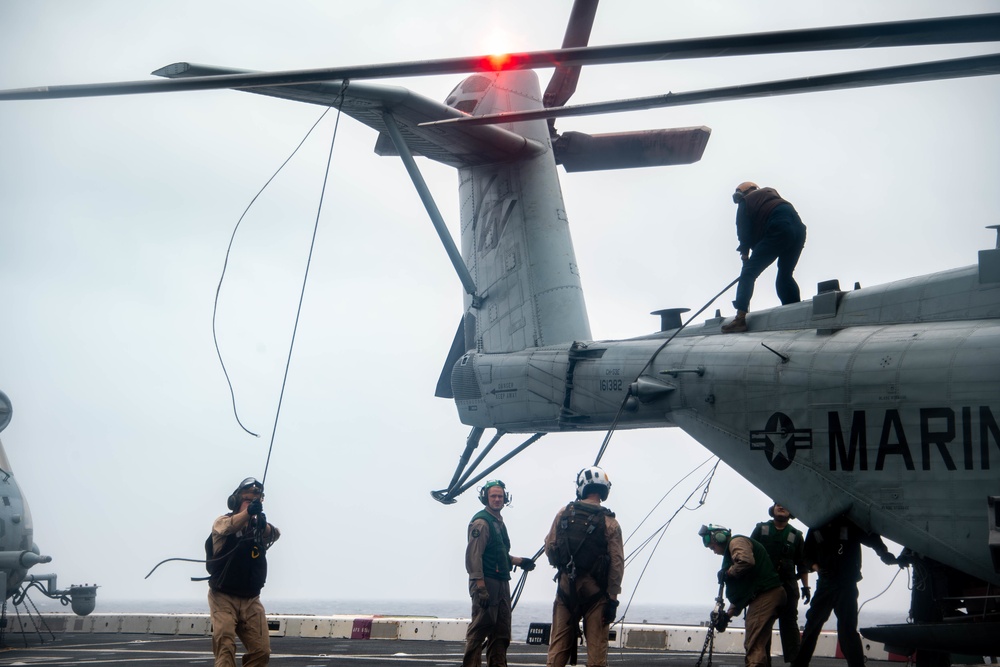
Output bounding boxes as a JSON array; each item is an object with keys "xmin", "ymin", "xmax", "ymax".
[
  {"xmin": 554, "ymin": 127, "xmax": 711, "ymax": 172},
  {"xmin": 543, "ymin": 0, "xmax": 600, "ymax": 109},
  {"xmin": 1, "ymin": 13, "xmax": 997, "ymax": 101},
  {"xmin": 421, "ymin": 53, "xmax": 1000, "ymax": 127}
]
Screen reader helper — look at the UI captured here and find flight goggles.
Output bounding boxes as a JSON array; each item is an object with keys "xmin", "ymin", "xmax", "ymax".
[{"xmin": 237, "ymin": 477, "xmax": 263, "ymax": 492}]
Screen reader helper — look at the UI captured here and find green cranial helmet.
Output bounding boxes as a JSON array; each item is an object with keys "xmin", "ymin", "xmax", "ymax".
[
  {"xmin": 479, "ymin": 479, "xmax": 511, "ymax": 506},
  {"xmin": 698, "ymin": 524, "xmax": 731, "ymax": 547}
]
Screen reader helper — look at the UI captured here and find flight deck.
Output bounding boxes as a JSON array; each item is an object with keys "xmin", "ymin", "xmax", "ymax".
[
  {"xmin": 0, "ymin": 633, "xmax": 913, "ymax": 667},
  {"xmin": 0, "ymin": 612, "xmax": 934, "ymax": 666}
]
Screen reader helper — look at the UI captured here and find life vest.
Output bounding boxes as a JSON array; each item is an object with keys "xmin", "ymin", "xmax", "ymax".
[
  {"xmin": 471, "ymin": 509, "xmax": 512, "ymax": 581},
  {"xmin": 554, "ymin": 502, "xmax": 613, "ymax": 583},
  {"xmin": 205, "ymin": 527, "xmax": 268, "ymax": 598},
  {"xmin": 752, "ymin": 521, "xmax": 803, "ymax": 582},
  {"xmin": 721, "ymin": 535, "xmax": 781, "ymax": 610}
]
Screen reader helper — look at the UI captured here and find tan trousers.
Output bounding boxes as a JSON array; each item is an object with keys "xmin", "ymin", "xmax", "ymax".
[
  {"xmin": 744, "ymin": 586, "xmax": 786, "ymax": 667},
  {"xmin": 462, "ymin": 578, "xmax": 512, "ymax": 667},
  {"xmin": 546, "ymin": 574, "xmax": 610, "ymax": 667},
  {"xmin": 208, "ymin": 588, "xmax": 270, "ymax": 667}
]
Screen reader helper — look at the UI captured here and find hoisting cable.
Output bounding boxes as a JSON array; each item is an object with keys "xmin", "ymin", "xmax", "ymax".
[
  {"xmin": 510, "ymin": 546, "xmax": 544, "ymax": 612},
  {"xmin": 606, "ymin": 457, "xmax": 720, "ymax": 663},
  {"xmin": 858, "ymin": 564, "xmax": 906, "ymax": 615},
  {"xmin": 145, "ymin": 85, "xmax": 350, "ymax": 580},
  {"xmin": 618, "ymin": 460, "xmax": 720, "ymax": 620},
  {"xmin": 593, "ymin": 276, "xmax": 739, "ymax": 467},
  {"xmin": 623, "ymin": 455, "xmax": 717, "ymax": 547},
  {"xmin": 212, "ymin": 107, "xmax": 332, "ymax": 437}
]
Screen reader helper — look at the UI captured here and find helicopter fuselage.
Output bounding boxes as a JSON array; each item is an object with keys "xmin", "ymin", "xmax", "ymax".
[
  {"xmin": 450, "ymin": 263, "xmax": 1000, "ymax": 586},
  {"xmin": 0, "ymin": 439, "xmax": 49, "ymax": 599}
]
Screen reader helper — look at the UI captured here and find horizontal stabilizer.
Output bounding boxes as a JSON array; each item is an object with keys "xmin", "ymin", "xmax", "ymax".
[
  {"xmin": 554, "ymin": 127, "xmax": 710, "ymax": 172},
  {"xmin": 152, "ymin": 63, "xmax": 544, "ymax": 168}
]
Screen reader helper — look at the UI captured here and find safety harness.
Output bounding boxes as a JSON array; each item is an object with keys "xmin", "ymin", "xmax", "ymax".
[
  {"xmin": 552, "ymin": 502, "xmax": 613, "ymax": 664},
  {"xmin": 205, "ymin": 522, "xmax": 268, "ymax": 598}
]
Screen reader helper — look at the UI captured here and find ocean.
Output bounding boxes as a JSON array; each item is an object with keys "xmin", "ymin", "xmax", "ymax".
[{"xmin": 26, "ymin": 596, "xmax": 908, "ymax": 642}]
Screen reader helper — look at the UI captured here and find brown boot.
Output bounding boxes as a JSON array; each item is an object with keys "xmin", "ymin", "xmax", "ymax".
[{"xmin": 721, "ymin": 311, "xmax": 747, "ymax": 333}]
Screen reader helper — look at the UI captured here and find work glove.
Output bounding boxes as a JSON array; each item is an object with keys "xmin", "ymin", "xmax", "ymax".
[
  {"xmin": 712, "ymin": 610, "xmax": 730, "ymax": 633},
  {"xmin": 716, "ymin": 568, "xmax": 728, "ymax": 584},
  {"xmin": 253, "ymin": 512, "xmax": 268, "ymax": 530},
  {"xmin": 247, "ymin": 500, "xmax": 263, "ymax": 516},
  {"xmin": 800, "ymin": 586, "xmax": 811, "ymax": 603},
  {"xmin": 519, "ymin": 558, "xmax": 536, "ymax": 572},
  {"xmin": 879, "ymin": 551, "xmax": 898, "ymax": 566},
  {"xmin": 602, "ymin": 599, "xmax": 619, "ymax": 625},
  {"xmin": 475, "ymin": 586, "xmax": 490, "ymax": 609}
]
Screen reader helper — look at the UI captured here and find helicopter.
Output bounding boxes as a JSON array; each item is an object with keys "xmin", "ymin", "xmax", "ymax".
[
  {"xmin": 1, "ymin": 0, "xmax": 998, "ymax": 658},
  {"xmin": 0, "ymin": 391, "xmax": 96, "ymax": 620}
]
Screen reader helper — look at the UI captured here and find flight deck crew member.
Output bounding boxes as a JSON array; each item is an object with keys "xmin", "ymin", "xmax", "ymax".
[
  {"xmin": 791, "ymin": 515, "xmax": 897, "ymax": 667},
  {"xmin": 722, "ymin": 182, "xmax": 807, "ymax": 333},
  {"xmin": 750, "ymin": 502, "xmax": 809, "ymax": 663},
  {"xmin": 544, "ymin": 466, "xmax": 625, "ymax": 667},
  {"xmin": 207, "ymin": 477, "xmax": 280, "ymax": 667},
  {"xmin": 700, "ymin": 523, "xmax": 786, "ymax": 667},
  {"xmin": 463, "ymin": 479, "xmax": 535, "ymax": 667}
]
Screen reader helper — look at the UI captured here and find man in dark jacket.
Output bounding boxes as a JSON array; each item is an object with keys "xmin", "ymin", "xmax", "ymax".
[
  {"xmin": 701, "ymin": 523, "xmax": 786, "ymax": 667},
  {"xmin": 208, "ymin": 477, "xmax": 280, "ymax": 667},
  {"xmin": 791, "ymin": 515, "xmax": 897, "ymax": 667},
  {"xmin": 722, "ymin": 181, "xmax": 807, "ymax": 333}
]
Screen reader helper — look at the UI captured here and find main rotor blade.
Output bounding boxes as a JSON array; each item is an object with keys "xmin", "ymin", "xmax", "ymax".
[
  {"xmin": 420, "ymin": 53, "xmax": 1000, "ymax": 127},
  {"xmin": 543, "ymin": 0, "xmax": 600, "ymax": 109},
  {"xmin": 1, "ymin": 13, "xmax": 998, "ymax": 101}
]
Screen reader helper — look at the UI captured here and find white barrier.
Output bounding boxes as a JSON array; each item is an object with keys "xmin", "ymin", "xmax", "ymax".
[{"xmin": 31, "ymin": 612, "xmax": 901, "ymax": 660}]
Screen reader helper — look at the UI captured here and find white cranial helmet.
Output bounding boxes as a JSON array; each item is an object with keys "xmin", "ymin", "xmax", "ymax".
[{"xmin": 576, "ymin": 466, "xmax": 611, "ymax": 500}]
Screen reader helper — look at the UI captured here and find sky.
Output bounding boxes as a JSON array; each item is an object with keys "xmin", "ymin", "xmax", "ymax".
[{"xmin": 0, "ymin": 0, "xmax": 998, "ymax": 622}]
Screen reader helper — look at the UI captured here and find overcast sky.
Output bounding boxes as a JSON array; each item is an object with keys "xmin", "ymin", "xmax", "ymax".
[{"xmin": 1, "ymin": 0, "xmax": 998, "ymax": 621}]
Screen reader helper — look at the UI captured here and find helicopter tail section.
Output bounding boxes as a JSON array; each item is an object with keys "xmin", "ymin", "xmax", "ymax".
[
  {"xmin": 451, "ymin": 70, "xmax": 592, "ymax": 355},
  {"xmin": 151, "ymin": 63, "xmax": 592, "ymax": 392}
]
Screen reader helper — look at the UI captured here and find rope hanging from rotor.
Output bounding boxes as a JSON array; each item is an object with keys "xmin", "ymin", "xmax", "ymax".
[
  {"xmin": 259, "ymin": 82, "xmax": 349, "ymax": 490},
  {"xmin": 146, "ymin": 85, "xmax": 350, "ymax": 580},
  {"xmin": 212, "ymin": 107, "xmax": 333, "ymax": 438}
]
